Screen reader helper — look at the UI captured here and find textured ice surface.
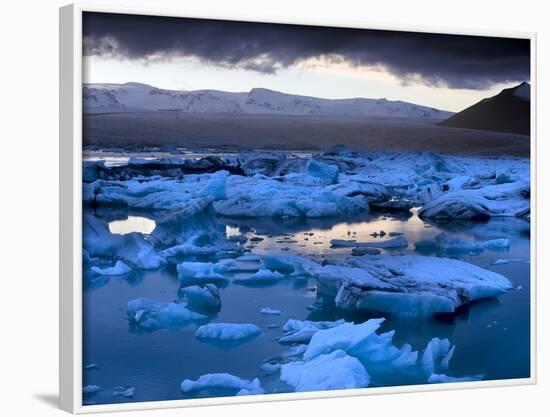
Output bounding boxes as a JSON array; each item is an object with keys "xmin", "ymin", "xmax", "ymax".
[
  {"xmin": 278, "ymin": 318, "xmax": 475, "ymax": 391},
  {"xmin": 91, "ymin": 260, "xmax": 131, "ymax": 276},
  {"xmin": 179, "ymin": 284, "xmax": 221, "ymax": 312},
  {"xmin": 195, "ymin": 323, "xmax": 262, "ymax": 341},
  {"xmin": 281, "ymin": 350, "xmax": 370, "ymax": 392},
  {"xmin": 126, "ymin": 298, "xmax": 205, "ymax": 331},
  {"xmin": 181, "ymin": 373, "xmax": 265, "ymax": 396},
  {"xmin": 279, "ymin": 319, "xmax": 346, "ymax": 343}
]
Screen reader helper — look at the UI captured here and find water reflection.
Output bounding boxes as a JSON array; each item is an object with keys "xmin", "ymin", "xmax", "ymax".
[{"xmin": 109, "ymin": 216, "xmax": 156, "ymax": 235}]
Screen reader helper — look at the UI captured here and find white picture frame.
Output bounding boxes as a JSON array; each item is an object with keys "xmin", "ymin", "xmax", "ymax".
[{"xmin": 59, "ymin": 2, "xmax": 537, "ymax": 413}]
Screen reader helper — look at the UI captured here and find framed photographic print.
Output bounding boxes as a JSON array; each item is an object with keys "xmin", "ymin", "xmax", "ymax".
[{"xmin": 59, "ymin": 2, "xmax": 536, "ymax": 413}]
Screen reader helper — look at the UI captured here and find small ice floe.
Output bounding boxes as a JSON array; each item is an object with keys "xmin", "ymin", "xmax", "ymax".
[
  {"xmin": 181, "ymin": 373, "xmax": 265, "ymax": 396},
  {"xmin": 91, "ymin": 260, "xmax": 132, "ymax": 276},
  {"xmin": 260, "ymin": 308, "xmax": 281, "ymax": 315},
  {"xmin": 330, "ymin": 236, "xmax": 408, "ymax": 249},
  {"xmin": 517, "ymin": 285, "xmax": 523, "ymax": 290},
  {"xmin": 179, "ymin": 284, "xmax": 221, "ymax": 312},
  {"xmin": 351, "ymin": 247, "xmax": 381, "ymax": 256},
  {"xmin": 195, "ymin": 323, "xmax": 261, "ymax": 341},
  {"xmin": 176, "ymin": 262, "xmax": 229, "ymax": 282},
  {"xmin": 421, "ymin": 233, "xmax": 511, "ymax": 255},
  {"xmin": 427, "ymin": 374, "xmax": 482, "ymax": 384},
  {"xmin": 491, "ymin": 258, "xmax": 529, "ymax": 266},
  {"xmin": 113, "ymin": 386, "xmax": 135, "ymax": 398},
  {"xmin": 83, "ymin": 385, "xmax": 101, "ymax": 395},
  {"xmin": 85, "ymin": 363, "xmax": 100, "ymax": 370},
  {"xmin": 126, "ymin": 298, "xmax": 205, "ymax": 331},
  {"xmin": 233, "ymin": 269, "xmax": 284, "ymax": 285},
  {"xmin": 279, "ymin": 319, "xmax": 345, "ymax": 344}
]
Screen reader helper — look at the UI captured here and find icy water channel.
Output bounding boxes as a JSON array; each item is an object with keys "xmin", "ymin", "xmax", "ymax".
[{"xmin": 83, "ymin": 207, "xmax": 531, "ymax": 405}]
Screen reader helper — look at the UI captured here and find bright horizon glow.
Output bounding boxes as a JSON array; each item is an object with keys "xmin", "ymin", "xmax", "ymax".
[{"xmin": 83, "ymin": 55, "xmax": 519, "ymax": 113}]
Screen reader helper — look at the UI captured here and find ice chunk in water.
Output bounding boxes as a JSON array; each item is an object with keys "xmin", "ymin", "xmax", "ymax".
[
  {"xmin": 420, "ymin": 338, "xmax": 455, "ymax": 377},
  {"xmin": 233, "ymin": 269, "xmax": 284, "ymax": 284},
  {"xmin": 181, "ymin": 373, "xmax": 265, "ymax": 396},
  {"xmin": 281, "ymin": 350, "xmax": 370, "ymax": 392},
  {"xmin": 260, "ymin": 308, "xmax": 281, "ymax": 315},
  {"xmin": 432, "ymin": 233, "xmax": 510, "ymax": 254},
  {"xmin": 195, "ymin": 323, "xmax": 262, "ymax": 341},
  {"xmin": 177, "ymin": 262, "xmax": 228, "ymax": 281},
  {"xmin": 179, "ymin": 284, "xmax": 221, "ymax": 312},
  {"xmin": 113, "ymin": 386, "xmax": 135, "ymax": 398},
  {"xmin": 126, "ymin": 298, "xmax": 205, "ymax": 331},
  {"xmin": 279, "ymin": 319, "xmax": 346, "ymax": 344},
  {"xmin": 91, "ymin": 260, "xmax": 131, "ymax": 276},
  {"xmin": 427, "ymin": 374, "xmax": 482, "ymax": 384},
  {"xmin": 306, "ymin": 159, "xmax": 339, "ymax": 185},
  {"xmin": 83, "ymin": 385, "xmax": 101, "ymax": 395}
]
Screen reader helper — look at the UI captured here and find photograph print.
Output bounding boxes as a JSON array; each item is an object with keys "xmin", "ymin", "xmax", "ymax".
[{"xmin": 81, "ymin": 11, "xmax": 532, "ymax": 406}]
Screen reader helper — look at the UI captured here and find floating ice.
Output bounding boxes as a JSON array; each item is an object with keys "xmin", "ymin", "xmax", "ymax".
[
  {"xmin": 113, "ymin": 386, "xmax": 135, "ymax": 398},
  {"xmin": 419, "ymin": 181, "xmax": 530, "ymax": 220},
  {"xmin": 233, "ymin": 269, "xmax": 285, "ymax": 284},
  {"xmin": 177, "ymin": 262, "xmax": 228, "ymax": 281},
  {"xmin": 281, "ymin": 350, "xmax": 370, "ymax": 392},
  {"xmin": 84, "ymin": 215, "xmax": 165, "ymax": 270},
  {"xmin": 427, "ymin": 374, "xmax": 482, "ymax": 384},
  {"xmin": 91, "ymin": 260, "xmax": 131, "ymax": 276},
  {"xmin": 428, "ymin": 233, "xmax": 510, "ymax": 254},
  {"xmin": 181, "ymin": 373, "xmax": 265, "ymax": 396},
  {"xmin": 126, "ymin": 298, "xmax": 205, "ymax": 331},
  {"xmin": 491, "ymin": 258, "xmax": 529, "ymax": 265},
  {"xmin": 179, "ymin": 284, "xmax": 221, "ymax": 312},
  {"xmin": 306, "ymin": 159, "xmax": 339, "ymax": 185},
  {"xmin": 195, "ymin": 323, "xmax": 262, "ymax": 341},
  {"xmin": 330, "ymin": 236, "xmax": 408, "ymax": 249},
  {"xmin": 83, "ymin": 385, "xmax": 101, "ymax": 395},
  {"xmin": 318, "ymin": 255, "xmax": 512, "ymax": 317},
  {"xmin": 279, "ymin": 319, "xmax": 346, "ymax": 344},
  {"xmin": 260, "ymin": 308, "xmax": 281, "ymax": 315}
]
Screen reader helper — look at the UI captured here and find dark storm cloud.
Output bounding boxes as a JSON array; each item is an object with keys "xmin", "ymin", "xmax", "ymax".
[{"xmin": 83, "ymin": 12, "xmax": 530, "ymax": 90}]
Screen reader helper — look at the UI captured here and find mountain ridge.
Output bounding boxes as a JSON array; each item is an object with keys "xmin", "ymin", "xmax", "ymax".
[
  {"xmin": 83, "ymin": 82, "xmax": 454, "ymax": 119},
  {"xmin": 440, "ymin": 82, "xmax": 530, "ymax": 135}
]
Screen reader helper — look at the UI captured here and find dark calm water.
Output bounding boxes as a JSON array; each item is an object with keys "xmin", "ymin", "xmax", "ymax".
[{"xmin": 82, "ymin": 207, "xmax": 531, "ymax": 405}]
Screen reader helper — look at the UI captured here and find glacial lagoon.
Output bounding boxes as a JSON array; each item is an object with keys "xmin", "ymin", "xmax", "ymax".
[{"xmin": 82, "ymin": 150, "xmax": 530, "ymax": 404}]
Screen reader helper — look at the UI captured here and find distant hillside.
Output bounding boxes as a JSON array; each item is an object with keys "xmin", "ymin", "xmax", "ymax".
[
  {"xmin": 440, "ymin": 82, "xmax": 530, "ymax": 135},
  {"xmin": 83, "ymin": 82, "xmax": 453, "ymax": 119}
]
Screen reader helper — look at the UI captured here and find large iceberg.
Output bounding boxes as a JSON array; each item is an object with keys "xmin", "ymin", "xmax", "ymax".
[
  {"xmin": 261, "ymin": 253, "xmax": 512, "ymax": 317},
  {"xmin": 84, "ymin": 215, "xmax": 165, "ymax": 269},
  {"xmin": 278, "ymin": 318, "xmax": 473, "ymax": 391}
]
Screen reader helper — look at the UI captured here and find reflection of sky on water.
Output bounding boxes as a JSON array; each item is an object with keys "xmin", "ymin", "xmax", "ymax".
[
  {"xmin": 109, "ymin": 216, "xmax": 156, "ymax": 235},
  {"xmin": 83, "ymin": 206, "xmax": 530, "ymax": 405}
]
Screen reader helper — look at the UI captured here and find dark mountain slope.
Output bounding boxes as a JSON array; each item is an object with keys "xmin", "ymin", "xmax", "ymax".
[{"xmin": 440, "ymin": 82, "xmax": 530, "ymax": 135}]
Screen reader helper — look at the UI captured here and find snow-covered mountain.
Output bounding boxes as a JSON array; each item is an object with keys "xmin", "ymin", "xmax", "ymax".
[{"xmin": 83, "ymin": 82, "xmax": 453, "ymax": 119}]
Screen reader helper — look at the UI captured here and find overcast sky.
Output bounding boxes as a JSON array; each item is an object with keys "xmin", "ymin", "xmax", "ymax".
[{"xmin": 83, "ymin": 12, "xmax": 530, "ymax": 112}]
